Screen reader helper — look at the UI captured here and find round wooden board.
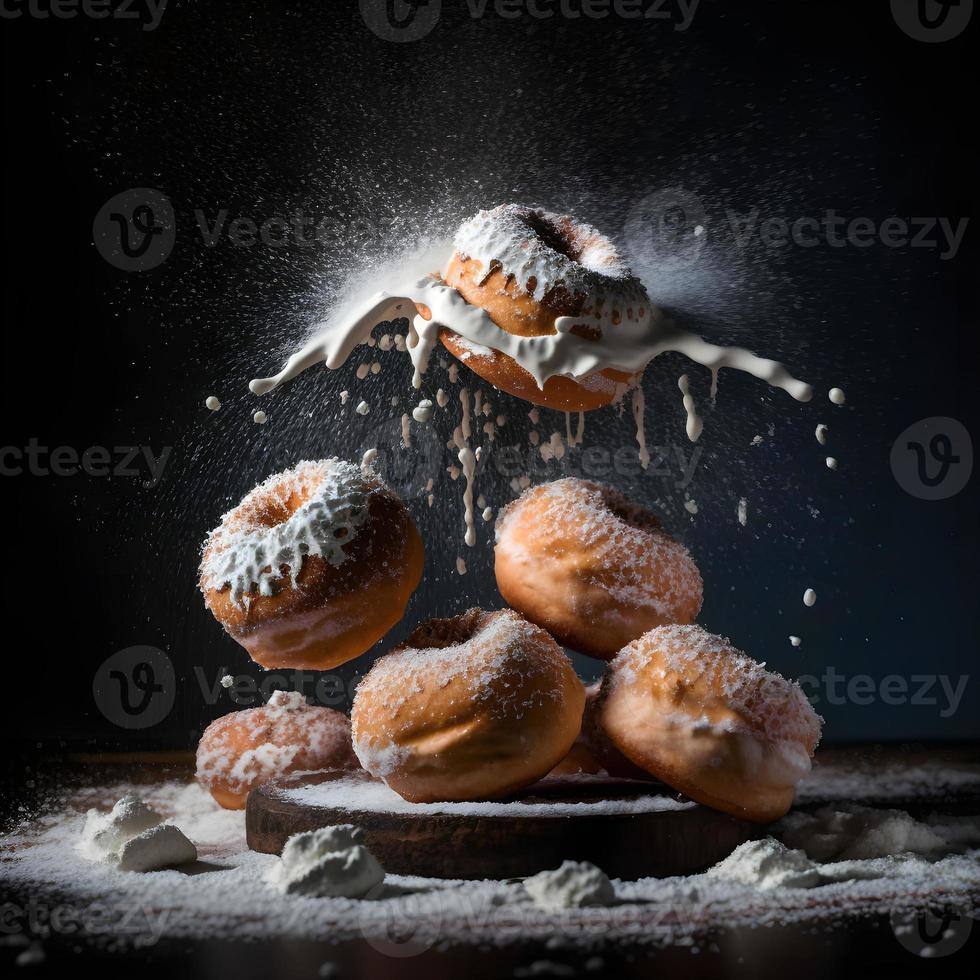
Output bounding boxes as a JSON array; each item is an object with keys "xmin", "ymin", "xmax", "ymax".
[{"xmin": 246, "ymin": 770, "xmax": 760, "ymax": 880}]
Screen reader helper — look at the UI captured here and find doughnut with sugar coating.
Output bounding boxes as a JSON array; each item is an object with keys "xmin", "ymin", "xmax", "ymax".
[
  {"xmin": 200, "ymin": 458, "xmax": 424, "ymax": 671},
  {"xmin": 494, "ymin": 479, "xmax": 703, "ymax": 660},
  {"xmin": 196, "ymin": 691, "xmax": 359, "ymax": 809},
  {"xmin": 599, "ymin": 625, "xmax": 822, "ymax": 823},
  {"xmin": 351, "ymin": 608, "xmax": 585, "ymax": 802}
]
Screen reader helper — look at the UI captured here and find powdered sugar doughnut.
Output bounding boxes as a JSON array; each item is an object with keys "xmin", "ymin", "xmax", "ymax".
[
  {"xmin": 351, "ymin": 608, "xmax": 585, "ymax": 802},
  {"xmin": 494, "ymin": 479, "xmax": 703, "ymax": 660},
  {"xmin": 196, "ymin": 691, "xmax": 359, "ymax": 809},
  {"xmin": 599, "ymin": 625, "xmax": 822, "ymax": 823},
  {"xmin": 441, "ymin": 205, "xmax": 650, "ymax": 411},
  {"xmin": 200, "ymin": 459, "xmax": 424, "ymax": 670}
]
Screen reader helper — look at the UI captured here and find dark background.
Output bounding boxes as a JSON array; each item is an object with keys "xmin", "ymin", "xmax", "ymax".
[{"xmin": 1, "ymin": 0, "xmax": 977, "ymax": 754}]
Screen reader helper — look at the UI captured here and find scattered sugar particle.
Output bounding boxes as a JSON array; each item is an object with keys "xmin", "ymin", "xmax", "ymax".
[
  {"xmin": 427, "ymin": 494, "xmax": 435, "ymax": 507},
  {"xmin": 496, "ymin": 415, "xmax": 507, "ymax": 427},
  {"xmin": 448, "ymin": 364, "xmax": 458, "ymax": 383},
  {"xmin": 436, "ymin": 388, "xmax": 449, "ymax": 408},
  {"xmin": 379, "ymin": 335, "xmax": 392, "ymax": 351},
  {"xmin": 684, "ymin": 499, "xmax": 699, "ymax": 515},
  {"xmin": 815, "ymin": 423, "xmax": 828, "ymax": 445},
  {"xmin": 751, "ymin": 435, "xmax": 763, "ymax": 446},
  {"xmin": 390, "ymin": 395, "xmax": 399, "ymax": 407},
  {"xmin": 482, "ymin": 507, "xmax": 494, "ymax": 522},
  {"xmin": 394, "ymin": 334, "xmax": 407, "ymax": 351},
  {"xmin": 456, "ymin": 557, "xmax": 467, "ymax": 576},
  {"xmin": 205, "ymin": 396, "xmax": 221, "ymax": 411},
  {"xmin": 15, "ymin": 945, "xmax": 45, "ymax": 967},
  {"xmin": 519, "ymin": 475, "xmax": 531, "ymax": 489},
  {"xmin": 355, "ymin": 401, "xmax": 370, "ymax": 416},
  {"xmin": 413, "ymin": 400, "xmax": 434, "ymax": 423},
  {"xmin": 803, "ymin": 589, "xmax": 817, "ymax": 607},
  {"xmin": 829, "ymin": 388, "xmax": 846, "ymax": 406},
  {"xmin": 529, "ymin": 430, "xmax": 541, "ymax": 446},
  {"xmin": 360, "ymin": 448, "xmax": 378, "ymax": 471},
  {"xmin": 370, "ymin": 362, "xmax": 381, "ymax": 375},
  {"xmin": 366, "ymin": 337, "xmax": 376, "ymax": 348},
  {"xmin": 826, "ymin": 457, "xmax": 838, "ymax": 470},
  {"xmin": 220, "ymin": 674, "xmax": 234, "ymax": 689},
  {"xmin": 253, "ymin": 411, "xmax": 267, "ymax": 425},
  {"xmin": 789, "ymin": 636, "xmax": 802, "ymax": 648},
  {"xmin": 448, "ymin": 464, "xmax": 461, "ymax": 480},
  {"xmin": 426, "ymin": 479, "xmax": 434, "ymax": 492},
  {"xmin": 476, "ymin": 494, "xmax": 487, "ymax": 509},
  {"xmin": 340, "ymin": 390, "xmax": 350, "ymax": 405},
  {"xmin": 475, "ymin": 446, "xmax": 483, "ymax": 461},
  {"xmin": 356, "ymin": 364, "xmax": 370, "ymax": 380},
  {"xmin": 528, "ymin": 407, "xmax": 540, "ymax": 424},
  {"xmin": 737, "ymin": 498, "xmax": 748, "ymax": 527}
]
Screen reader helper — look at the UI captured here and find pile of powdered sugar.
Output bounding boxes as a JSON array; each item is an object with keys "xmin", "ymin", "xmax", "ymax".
[{"xmin": 2, "ymin": 772, "xmax": 978, "ymax": 952}]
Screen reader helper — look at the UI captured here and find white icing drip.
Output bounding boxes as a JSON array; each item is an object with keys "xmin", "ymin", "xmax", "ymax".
[
  {"xmin": 249, "ymin": 278, "xmax": 812, "ymax": 404},
  {"xmin": 829, "ymin": 387, "xmax": 846, "ymax": 406},
  {"xmin": 815, "ymin": 423, "xmax": 829, "ymax": 445},
  {"xmin": 803, "ymin": 588, "xmax": 817, "ymax": 607},
  {"xmin": 632, "ymin": 386, "xmax": 650, "ymax": 469},
  {"xmin": 200, "ymin": 459, "xmax": 372, "ymax": 603},
  {"xmin": 737, "ymin": 497, "xmax": 748, "ymax": 527},
  {"xmin": 677, "ymin": 374, "xmax": 703, "ymax": 443},
  {"xmin": 400, "ymin": 414, "xmax": 411, "ymax": 449},
  {"xmin": 459, "ymin": 446, "xmax": 476, "ymax": 547}
]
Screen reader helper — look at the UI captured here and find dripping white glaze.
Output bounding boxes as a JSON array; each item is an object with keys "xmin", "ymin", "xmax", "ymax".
[
  {"xmin": 632, "ymin": 386, "xmax": 651, "ymax": 469},
  {"xmin": 677, "ymin": 374, "xmax": 703, "ymax": 443},
  {"xmin": 829, "ymin": 388, "xmax": 846, "ymax": 406},
  {"xmin": 249, "ymin": 276, "xmax": 812, "ymax": 405}
]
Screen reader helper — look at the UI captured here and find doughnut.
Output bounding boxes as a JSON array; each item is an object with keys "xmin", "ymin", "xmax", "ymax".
[
  {"xmin": 200, "ymin": 459, "xmax": 424, "ymax": 671},
  {"xmin": 598, "ymin": 625, "xmax": 822, "ymax": 823},
  {"xmin": 577, "ymin": 682, "xmax": 653, "ymax": 781},
  {"xmin": 196, "ymin": 691, "xmax": 360, "ymax": 809},
  {"xmin": 494, "ymin": 479, "xmax": 703, "ymax": 660},
  {"xmin": 440, "ymin": 205, "xmax": 652, "ymax": 411},
  {"xmin": 351, "ymin": 608, "xmax": 585, "ymax": 802}
]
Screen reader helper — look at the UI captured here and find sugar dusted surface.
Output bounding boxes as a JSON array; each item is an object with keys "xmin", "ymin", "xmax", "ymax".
[
  {"xmin": 609, "ymin": 624, "xmax": 822, "ymax": 750},
  {"xmin": 276, "ymin": 773, "xmax": 696, "ymax": 818},
  {"xmin": 199, "ymin": 458, "xmax": 373, "ymax": 603},
  {"xmin": 2, "ymin": 764, "xmax": 978, "ymax": 950}
]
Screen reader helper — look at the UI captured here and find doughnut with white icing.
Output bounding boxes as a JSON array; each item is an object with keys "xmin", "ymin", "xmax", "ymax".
[
  {"xmin": 200, "ymin": 459, "xmax": 424, "ymax": 670},
  {"xmin": 351, "ymin": 608, "xmax": 585, "ymax": 802},
  {"xmin": 494, "ymin": 479, "xmax": 703, "ymax": 660},
  {"xmin": 440, "ymin": 204, "xmax": 652, "ymax": 411},
  {"xmin": 598, "ymin": 625, "xmax": 822, "ymax": 823},
  {"xmin": 196, "ymin": 691, "xmax": 360, "ymax": 809}
]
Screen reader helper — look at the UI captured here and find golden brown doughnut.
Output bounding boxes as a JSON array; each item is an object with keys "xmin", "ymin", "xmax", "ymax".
[
  {"xmin": 351, "ymin": 608, "xmax": 585, "ymax": 802},
  {"xmin": 599, "ymin": 625, "xmax": 822, "ymax": 823},
  {"xmin": 440, "ymin": 205, "xmax": 651, "ymax": 411},
  {"xmin": 494, "ymin": 479, "xmax": 703, "ymax": 660},
  {"xmin": 195, "ymin": 691, "xmax": 360, "ymax": 809},
  {"xmin": 200, "ymin": 459, "xmax": 424, "ymax": 671}
]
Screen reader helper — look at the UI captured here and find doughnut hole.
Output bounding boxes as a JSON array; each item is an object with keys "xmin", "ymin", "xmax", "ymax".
[{"xmin": 351, "ymin": 609, "xmax": 585, "ymax": 803}]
